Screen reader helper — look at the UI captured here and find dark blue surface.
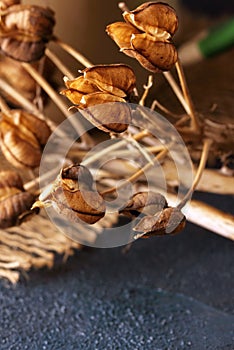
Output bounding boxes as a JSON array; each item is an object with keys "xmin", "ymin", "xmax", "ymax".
[{"xmin": 0, "ymin": 194, "xmax": 233, "ymax": 350}]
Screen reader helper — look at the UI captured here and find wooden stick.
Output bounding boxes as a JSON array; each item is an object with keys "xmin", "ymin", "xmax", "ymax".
[
  {"xmin": 139, "ymin": 75, "xmax": 153, "ymax": 106},
  {"xmin": 175, "ymin": 60, "xmax": 200, "ymax": 132},
  {"xmin": 45, "ymin": 48, "xmax": 74, "ymax": 80},
  {"xmin": 178, "ymin": 139, "xmax": 213, "ymax": 209},
  {"xmin": 163, "ymin": 71, "xmax": 191, "ymax": 115},
  {"xmin": 101, "ymin": 147, "xmax": 168, "ymax": 195},
  {"xmin": 53, "ymin": 36, "xmax": 93, "ymax": 68},
  {"xmin": 151, "ymin": 99, "xmax": 181, "ymax": 119}
]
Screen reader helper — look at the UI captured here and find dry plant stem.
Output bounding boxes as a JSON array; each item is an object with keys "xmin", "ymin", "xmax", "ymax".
[
  {"xmin": 0, "ymin": 95, "xmax": 10, "ymax": 114},
  {"xmin": 178, "ymin": 138, "xmax": 213, "ymax": 210},
  {"xmin": 166, "ymin": 192, "xmax": 234, "ymax": 240},
  {"xmin": 45, "ymin": 48, "xmax": 74, "ymax": 80},
  {"xmin": 82, "ymin": 129, "xmax": 150, "ymax": 166},
  {"xmin": 53, "ymin": 36, "xmax": 93, "ymax": 68},
  {"xmin": 0, "ymin": 78, "xmax": 43, "ymax": 117},
  {"xmin": 21, "ymin": 62, "xmax": 93, "ymax": 146},
  {"xmin": 118, "ymin": 2, "xmax": 129, "ymax": 12},
  {"xmin": 151, "ymin": 99, "xmax": 181, "ymax": 119},
  {"xmin": 139, "ymin": 75, "xmax": 153, "ymax": 106},
  {"xmin": 101, "ymin": 147, "xmax": 168, "ymax": 196},
  {"xmin": 175, "ymin": 60, "xmax": 199, "ymax": 132},
  {"xmin": 163, "ymin": 71, "xmax": 191, "ymax": 115}
]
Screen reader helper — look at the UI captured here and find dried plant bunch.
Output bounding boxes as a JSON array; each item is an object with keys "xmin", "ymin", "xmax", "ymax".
[
  {"xmin": 33, "ymin": 164, "xmax": 106, "ymax": 225},
  {"xmin": 106, "ymin": 1, "xmax": 178, "ymax": 72},
  {"xmin": 0, "ymin": 4, "xmax": 55, "ymax": 62},
  {"xmin": 61, "ymin": 64, "xmax": 136, "ymax": 133},
  {"xmin": 0, "ymin": 109, "xmax": 51, "ymax": 169},
  {"xmin": 0, "ymin": 170, "xmax": 35, "ymax": 228}
]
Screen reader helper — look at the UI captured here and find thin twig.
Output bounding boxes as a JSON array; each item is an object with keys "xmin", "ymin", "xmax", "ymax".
[
  {"xmin": 101, "ymin": 147, "xmax": 168, "ymax": 196},
  {"xmin": 53, "ymin": 36, "xmax": 93, "ymax": 68},
  {"xmin": 151, "ymin": 99, "xmax": 181, "ymax": 119},
  {"xmin": 139, "ymin": 75, "xmax": 153, "ymax": 106},
  {"xmin": 163, "ymin": 71, "xmax": 191, "ymax": 115},
  {"xmin": 0, "ymin": 95, "xmax": 10, "ymax": 114},
  {"xmin": 177, "ymin": 138, "xmax": 213, "ymax": 210},
  {"xmin": 175, "ymin": 60, "xmax": 200, "ymax": 132},
  {"xmin": 0, "ymin": 78, "xmax": 43, "ymax": 118},
  {"xmin": 45, "ymin": 48, "xmax": 74, "ymax": 80},
  {"xmin": 118, "ymin": 2, "xmax": 130, "ymax": 12}
]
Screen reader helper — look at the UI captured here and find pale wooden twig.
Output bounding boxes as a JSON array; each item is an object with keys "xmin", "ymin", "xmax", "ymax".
[
  {"xmin": 139, "ymin": 75, "xmax": 153, "ymax": 106},
  {"xmin": 163, "ymin": 71, "xmax": 191, "ymax": 115},
  {"xmin": 151, "ymin": 99, "xmax": 181, "ymax": 119},
  {"xmin": 45, "ymin": 48, "xmax": 74, "ymax": 80},
  {"xmin": 53, "ymin": 36, "xmax": 93, "ymax": 68},
  {"xmin": 101, "ymin": 147, "xmax": 168, "ymax": 196},
  {"xmin": 178, "ymin": 139, "xmax": 213, "ymax": 209},
  {"xmin": 175, "ymin": 60, "xmax": 200, "ymax": 132}
]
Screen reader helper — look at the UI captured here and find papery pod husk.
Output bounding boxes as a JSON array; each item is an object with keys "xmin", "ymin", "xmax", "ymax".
[
  {"xmin": 131, "ymin": 33, "xmax": 178, "ymax": 72},
  {"xmin": 0, "ymin": 170, "xmax": 24, "ymax": 190},
  {"xmin": 52, "ymin": 187, "xmax": 106, "ymax": 225},
  {"xmin": 64, "ymin": 76, "xmax": 100, "ymax": 95},
  {"xmin": 61, "ymin": 164, "xmax": 94, "ymax": 191},
  {"xmin": 83, "ymin": 64, "xmax": 136, "ymax": 97},
  {"xmin": 0, "ymin": 55, "xmax": 37, "ymax": 102},
  {"xmin": 10, "ymin": 110, "xmax": 51, "ymax": 146},
  {"xmin": 0, "ymin": 36, "xmax": 47, "ymax": 62},
  {"xmin": 106, "ymin": 22, "xmax": 141, "ymax": 56},
  {"xmin": 80, "ymin": 101, "xmax": 132, "ymax": 133},
  {"xmin": 121, "ymin": 191, "xmax": 167, "ymax": 217},
  {"xmin": 123, "ymin": 2, "xmax": 178, "ymax": 37},
  {"xmin": 0, "ymin": 111, "xmax": 51, "ymax": 168},
  {"xmin": 0, "ymin": 189, "xmax": 35, "ymax": 228},
  {"xmin": 134, "ymin": 207, "xmax": 186, "ymax": 237},
  {"xmin": 0, "ymin": 0, "xmax": 20, "ymax": 9},
  {"xmin": 2, "ymin": 5, "xmax": 55, "ymax": 38}
]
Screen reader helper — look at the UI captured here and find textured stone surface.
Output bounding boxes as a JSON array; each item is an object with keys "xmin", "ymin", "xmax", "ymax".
[{"xmin": 0, "ymin": 193, "xmax": 233, "ymax": 350}]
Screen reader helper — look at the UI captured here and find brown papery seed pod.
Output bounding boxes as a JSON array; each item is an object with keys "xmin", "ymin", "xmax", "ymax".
[
  {"xmin": 0, "ymin": 186, "xmax": 35, "ymax": 229},
  {"xmin": 0, "ymin": 170, "xmax": 24, "ymax": 190},
  {"xmin": 0, "ymin": 55, "xmax": 37, "ymax": 103},
  {"xmin": 131, "ymin": 33, "xmax": 178, "ymax": 72},
  {"xmin": 133, "ymin": 207, "xmax": 186, "ymax": 237},
  {"xmin": 2, "ymin": 5, "xmax": 55, "ymax": 38},
  {"xmin": 123, "ymin": 2, "xmax": 178, "ymax": 38},
  {"xmin": 120, "ymin": 191, "xmax": 168, "ymax": 217},
  {"xmin": 0, "ymin": 5, "xmax": 55, "ymax": 62},
  {"xmin": 83, "ymin": 64, "xmax": 136, "ymax": 98},
  {"xmin": 0, "ymin": 0, "xmax": 20, "ymax": 10},
  {"xmin": 61, "ymin": 164, "xmax": 94, "ymax": 191},
  {"xmin": 0, "ymin": 110, "xmax": 51, "ymax": 169}
]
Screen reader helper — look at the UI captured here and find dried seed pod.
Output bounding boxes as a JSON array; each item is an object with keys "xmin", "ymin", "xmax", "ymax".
[
  {"xmin": 61, "ymin": 164, "xmax": 94, "ymax": 191},
  {"xmin": 120, "ymin": 191, "xmax": 167, "ymax": 217},
  {"xmin": 106, "ymin": 2, "xmax": 178, "ymax": 72},
  {"xmin": 123, "ymin": 2, "xmax": 178, "ymax": 38},
  {"xmin": 131, "ymin": 33, "xmax": 178, "ymax": 72},
  {"xmin": 0, "ymin": 55, "xmax": 37, "ymax": 103},
  {"xmin": 0, "ymin": 110, "xmax": 51, "ymax": 169},
  {"xmin": 83, "ymin": 64, "xmax": 136, "ymax": 98},
  {"xmin": 0, "ymin": 0, "xmax": 20, "ymax": 10},
  {"xmin": 133, "ymin": 207, "xmax": 186, "ymax": 237},
  {"xmin": 0, "ymin": 171, "xmax": 35, "ymax": 229},
  {"xmin": 61, "ymin": 64, "xmax": 136, "ymax": 133},
  {"xmin": 0, "ymin": 170, "xmax": 24, "ymax": 190},
  {"xmin": 0, "ymin": 5, "xmax": 55, "ymax": 62},
  {"xmin": 34, "ymin": 164, "xmax": 106, "ymax": 225}
]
